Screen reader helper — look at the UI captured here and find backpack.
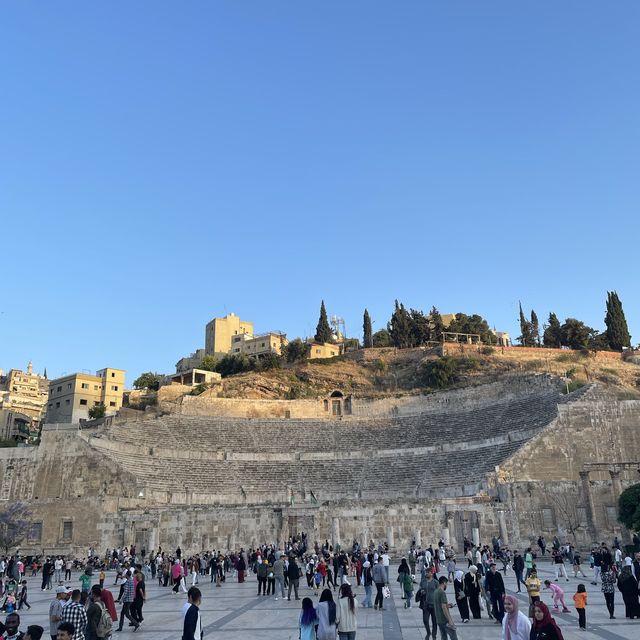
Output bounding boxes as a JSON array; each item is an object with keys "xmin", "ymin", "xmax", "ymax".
[
  {"xmin": 96, "ymin": 602, "xmax": 113, "ymax": 638},
  {"xmin": 402, "ymin": 572, "xmax": 413, "ymax": 591}
]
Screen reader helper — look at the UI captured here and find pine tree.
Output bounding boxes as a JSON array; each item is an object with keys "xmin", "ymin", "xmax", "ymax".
[
  {"xmin": 314, "ymin": 300, "xmax": 333, "ymax": 344},
  {"xmin": 543, "ymin": 312, "xmax": 563, "ymax": 348},
  {"xmin": 387, "ymin": 300, "xmax": 412, "ymax": 348},
  {"xmin": 429, "ymin": 306, "xmax": 444, "ymax": 343},
  {"xmin": 363, "ymin": 309, "xmax": 373, "ymax": 348},
  {"xmin": 530, "ymin": 310, "xmax": 540, "ymax": 346},
  {"xmin": 518, "ymin": 302, "xmax": 534, "ymax": 347},
  {"xmin": 604, "ymin": 291, "xmax": 631, "ymax": 351}
]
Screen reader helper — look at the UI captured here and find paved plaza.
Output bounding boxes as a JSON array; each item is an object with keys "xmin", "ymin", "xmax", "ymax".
[{"xmin": 13, "ymin": 562, "xmax": 639, "ymax": 640}]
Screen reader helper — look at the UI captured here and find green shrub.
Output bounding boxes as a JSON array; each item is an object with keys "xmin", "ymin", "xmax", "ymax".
[
  {"xmin": 190, "ymin": 383, "xmax": 208, "ymax": 396},
  {"xmin": 556, "ymin": 353, "xmax": 576, "ymax": 363},
  {"xmin": 479, "ymin": 346, "xmax": 495, "ymax": 355},
  {"xmin": 523, "ymin": 359, "xmax": 545, "ymax": 371},
  {"xmin": 420, "ymin": 357, "xmax": 459, "ymax": 389},
  {"xmin": 562, "ymin": 379, "xmax": 586, "ymax": 394}
]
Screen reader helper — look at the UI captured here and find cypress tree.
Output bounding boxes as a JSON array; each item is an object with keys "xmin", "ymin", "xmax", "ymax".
[
  {"xmin": 543, "ymin": 312, "xmax": 563, "ymax": 348},
  {"xmin": 314, "ymin": 300, "xmax": 333, "ymax": 343},
  {"xmin": 387, "ymin": 300, "xmax": 412, "ymax": 348},
  {"xmin": 518, "ymin": 302, "xmax": 533, "ymax": 346},
  {"xmin": 530, "ymin": 310, "xmax": 540, "ymax": 346},
  {"xmin": 363, "ymin": 309, "xmax": 373, "ymax": 348},
  {"xmin": 605, "ymin": 291, "xmax": 631, "ymax": 351},
  {"xmin": 429, "ymin": 306, "xmax": 444, "ymax": 342}
]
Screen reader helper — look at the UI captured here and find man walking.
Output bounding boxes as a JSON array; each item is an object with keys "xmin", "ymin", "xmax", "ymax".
[
  {"xmin": 434, "ymin": 576, "xmax": 458, "ymax": 640},
  {"xmin": 512, "ymin": 551, "xmax": 525, "ymax": 593},
  {"xmin": 485, "ymin": 563, "xmax": 505, "ymax": 623},
  {"xmin": 116, "ymin": 571, "xmax": 139, "ymax": 632},
  {"xmin": 286, "ymin": 556, "xmax": 300, "ymax": 601},
  {"xmin": 62, "ymin": 590, "xmax": 88, "ymax": 640},
  {"xmin": 420, "ymin": 567, "xmax": 438, "ymax": 639},
  {"xmin": 372, "ymin": 557, "xmax": 387, "ymax": 611}
]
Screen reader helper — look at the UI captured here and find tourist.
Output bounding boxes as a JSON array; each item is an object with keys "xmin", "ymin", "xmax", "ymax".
[
  {"xmin": 41, "ymin": 559, "xmax": 53, "ymax": 592},
  {"xmin": 86, "ymin": 586, "xmax": 110, "ymax": 640},
  {"xmin": 537, "ymin": 536, "xmax": 546, "ymax": 556},
  {"xmin": 402, "ymin": 569, "xmax": 414, "ymax": 609},
  {"xmin": 525, "ymin": 568, "xmax": 541, "ymax": 617},
  {"xmin": 25, "ymin": 625, "xmax": 44, "ymax": 640},
  {"xmin": 463, "ymin": 565, "xmax": 482, "ymax": 619},
  {"xmin": 452, "ymin": 570, "xmax": 468, "ymax": 621},
  {"xmin": 372, "ymin": 557, "xmax": 386, "ymax": 611},
  {"xmin": 501, "ymin": 594, "xmax": 530, "ymax": 640},
  {"xmin": 397, "ymin": 558, "xmax": 410, "ymax": 599},
  {"xmin": 62, "ymin": 590, "xmax": 87, "ymax": 640},
  {"xmin": 54, "ymin": 558, "xmax": 63, "ymax": 585},
  {"xmin": 257, "ymin": 559, "xmax": 268, "ymax": 596},
  {"xmin": 336, "ymin": 583, "xmax": 357, "ymax": 640},
  {"xmin": 524, "ymin": 548, "xmax": 534, "ymax": 580},
  {"xmin": 236, "ymin": 553, "xmax": 246, "ymax": 584},
  {"xmin": 530, "ymin": 602, "xmax": 565, "ymax": 640},
  {"xmin": 591, "ymin": 546, "xmax": 602, "ymax": 585},
  {"xmin": 17, "ymin": 581, "xmax": 29, "ymax": 611},
  {"xmin": 361, "ymin": 559, "xmax": 372, "ymax": 608},
  {"xmin": 64, "ymin": 559, "xmax": 72, "ymax": 583},
  {"xmin": 512, "ymin": 551, "xmax": 525, "ymax": 593},
  {"xmin": 601, "ymin": 566, "xmax": 616, "ymax": 619},
  {"xmin": 316, "ymin": 589, "xmax": 337, "ymax": 640},
  {"xmin": 434, "ymin": 576, "xmax": 458, "ymax": 640},
  {"xmin": 299, "ymin": 597, "xmax": 317, "ymax": 640},
  {"xmin": 49, "ymin": 587, "xmax": 67, "ymax": 640},
  {"xmin": 132, "ymin": 571, "xmax": 145, "ymax": 625},
  {"xmin": 272, "ymin": 555, "xmax": 285, "ymax": 601},
  {"xmin": 4, "ymin": 612, "xmax": 23, "ymax": 640},
  {"xmin": 287, "ymin": 556, "xmax": 301, "ymax": 601},
  {"xmin": 572, "ymin": 583, "xmax": 587, "ymax": 630},
  {"xmin": 543, "ymin": 580, "xmax": 569, "ymax": 613},
  {"xmin": 182, "ymin": 586, "xmax": 202, "ymax": 640},
  {"xmin": 617, "ymin": 561, "xmax": 640, "ymax": 618},
  {"xmin": 551, "ymin": 548, "xmax": 569, "ymax": 582},
  {"xmin": 420, "ymin": 566, "xmax": 438, "ymax": 636},
  {"xmin": 116, "ymin": 571, "xmax": 139, "ymax": 632},
  {"xmin": 56, "ymin": 622, "xmax": 75, "ymax": 640},
  {"xmin": 572, "ymin": 551, "xmax": 586, "ymax": 578},
  {"xmin": 485, "ymin": 563, "xmax": 506, "ymax": 623}
]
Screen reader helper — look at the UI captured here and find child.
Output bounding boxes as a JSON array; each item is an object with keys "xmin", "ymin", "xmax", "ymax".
[
  {"xmin": 5, "ymin": 593, "xmax": 16, "ymax": 614},
  {"xmin": 573, "ymin": 583, "xmax": 587, "ymax": 630},
  {"xmin": 299, "ymin": 596, "xmax": 318, "ymax": 640},
  {"xmin": 543, "ymin": 579, "xmax": 569, "ymax": 612},
  {"xmin": 573, "ymin": 552, "xmax": 586, "ymax": 578},
  {"xmin": 18, "ymin": 580, "xmax": 31, "ymax": 610}
]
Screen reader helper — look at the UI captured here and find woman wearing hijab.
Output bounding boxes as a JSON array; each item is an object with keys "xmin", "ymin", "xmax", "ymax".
[
  {"xmin": 529, "ymin": 602, "xmax": 564, "ymax": 640},
  {"xmin": 453, "ymin": 570, "xmax": 469, "ymax": 622},
  {"xmin": 397, "ymin": 558, "xmax": 410, "ymax": 600},
  {"xmin": 464, "ymin": 565, "xmax": 482, "ymax": 619},
  {"xmin": 501, "ymin": 595, "xmax": 530, "ymax": 640},
  {"xmin": 317, "ymin": 589, "xmax": 337, "ymax": 640},
  {"xmin": 617, "ymin": 559, "xmax": 640, "ymax": 619}
]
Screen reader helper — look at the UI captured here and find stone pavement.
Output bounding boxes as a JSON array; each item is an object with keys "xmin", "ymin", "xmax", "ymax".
[{"xmin": 12, "ymin": 562, "xmax": 639, "ymax": 640}]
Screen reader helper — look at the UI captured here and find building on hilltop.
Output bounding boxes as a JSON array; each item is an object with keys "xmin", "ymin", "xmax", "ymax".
[
  {"xmin": 0, "ymin": 361, "xmax": 48, "ymax": 441},
  {"xmin": 205, "ymin": 313, "xmax": 254, "ymax": 356},
  {"xmin": 45, "ymin": 368, "xmax": 125, "ymax": 424},
  {"xmin": 204, "ymin": 313, "xmax": 286, "ymax": 359},
  {"xmin": 175, "ymin": 349, "xmax": 206, "ymax": 373},
  {"xmin": 308, "ymin": 341, "xmax": 342, "ymax": 359}
]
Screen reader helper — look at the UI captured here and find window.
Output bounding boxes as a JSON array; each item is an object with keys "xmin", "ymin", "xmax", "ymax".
[
  {"xmin": 55, "ymin": 402, "xmax": 60, "ymax": 408},
  {"xmin": 261, "ymin": 342, "xmax": 266, "ymax": 347},
  {"xmin": 29, "ymin": 522, "xmax": 42, "ymax": 542},
  {"xmin": 67, "ymin": 383, "xmax": 72, "ymax": 389},
  {"xmin": 316, "ymin": 349, "xmax": 321, "ymax": 354},
  {"xmin": 48, "ymin": 403, "xmax": 52, "ymax": 408},
  {"xmin": 94, "ymin": 401, "xmax": 100, "ymax": 406},
  {"xmin": 111, "ymin": 385, "xmax": 118, "ymax": 391},
  {"xmin": 81, "ymin": 383, "xmax": 89, "ymax": 389},
  {"xmin": 62, "ymin": 520, "xmax": 73, "ymax": 541},
  {"xmin": 111, "ymin": 372, "xmax": 115, "ymax": 377},
  {"xmin": 541, "ymin": 508, "xmax": 555, "ymax": 529},
  {"xmin": 79, "ymin": 399, "xmax": 87, "ymax": 406},
  {"xmin": 109, "ymin": 401, "xmax": 116, "ymax": 407},
  {"xmin": 57, "ymin": 386, "xmax": 62, "ymax": 392},
  {"xmin": 94, "ymin": 385, "xmax": 99, "ymax": 390},
  {"xmin": 234, "ymin": 348, "xmax": 240, "ymax": 353},
  {"xmin": 65, "ymin": 399, "xmax": 70, "ymax": 405}
]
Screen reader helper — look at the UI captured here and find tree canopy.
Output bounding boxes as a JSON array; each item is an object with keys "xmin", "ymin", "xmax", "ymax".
[
  {"xmin": 363, "ymin": 309, "xmax": 373, "ymax": 348},
  {"xmin": 133, "ymin": 372, "xmax": 162, "ymax": 391},
  {"xmin": 88, "ymin": 403, "xmax": 106, "ymax": 419},
  {"xmin": 618, "ymin": 483, "xmax": 640, "ymax": 531},
  {"xmin": 543, "ymin": 312, "xmax": 563, "ymax": 348},
  {"xmin": 283, "ymin": 338, "xmax": 311, "ymax": 363}
]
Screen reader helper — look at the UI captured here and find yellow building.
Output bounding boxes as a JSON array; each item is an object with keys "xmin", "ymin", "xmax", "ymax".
[
  {"xmin": 230, "ymin": 332, "xmax": 287, "ymax": 358},
  {"xmin": 205, "ymin": 313, "xmax": 254, "ymax": 356},
  {"xmin": 0, "ymin": 362, "xmax": 48, "ymax": 440},
  {"xmin": 45, "ymin": 368, "xmax": 125, "ymax": 424},
  {"xmin": 308, "ymin": 342, "xmax": 341, "ymax": 359}
]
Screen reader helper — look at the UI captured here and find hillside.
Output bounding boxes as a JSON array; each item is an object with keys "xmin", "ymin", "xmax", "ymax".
[{"xmin": 205, "ymin": 345, "xmax": 640, "ymax": 401}]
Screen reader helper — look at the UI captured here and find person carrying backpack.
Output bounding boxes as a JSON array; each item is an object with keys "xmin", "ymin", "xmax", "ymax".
[{"xmin": 86, "ymin": 585, "xmax": 113, "ymax": 640}]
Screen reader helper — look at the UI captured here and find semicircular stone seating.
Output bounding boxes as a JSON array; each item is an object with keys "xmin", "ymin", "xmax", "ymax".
[{"xmin": 87, "ymin": 375, "xmax": 585, "ymax": 504}]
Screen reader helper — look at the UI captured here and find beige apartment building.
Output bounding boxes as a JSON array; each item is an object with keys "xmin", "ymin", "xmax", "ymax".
[
  {"xmin": 0, "ymin": 361, "xmax": 49, "ymax": 441},
  {"xmin": 230, "ymin": 331, "xmax": 287, "ymax": 357},
  {"xmin": 205, "ymin": 313, "xmax": 254, "ymax": 356},
  {"xmin": 46, "ymin": 368, "xmax": 125, "ymax": 424},
  {"xmin": 308, "ymin": 342, "xmax": 341, "ymax": 359}
]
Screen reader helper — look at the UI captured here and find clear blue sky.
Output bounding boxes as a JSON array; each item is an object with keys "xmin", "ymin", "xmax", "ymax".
[{"xmin": 1, "ymin": 1, "xmax": 638, "ymax": 383}]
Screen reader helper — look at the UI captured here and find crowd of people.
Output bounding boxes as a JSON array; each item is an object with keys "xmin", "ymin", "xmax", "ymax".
[{"xmin": 0, "ymin": 530, "xmax": 639, "ymax": 640}]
